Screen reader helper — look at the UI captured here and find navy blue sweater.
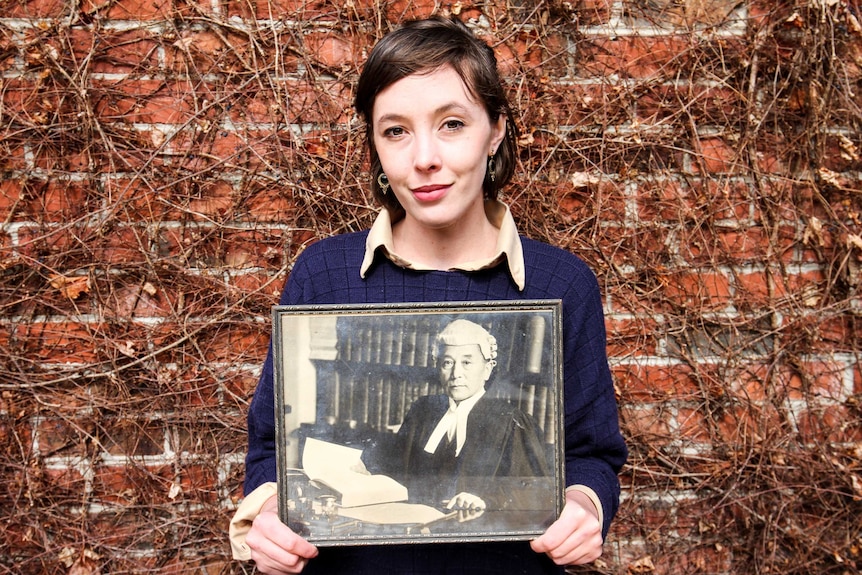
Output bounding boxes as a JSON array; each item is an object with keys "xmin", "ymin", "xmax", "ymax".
[{"xmin": 244, "ymin": 231, "xmax": 627, "ymax": 575}]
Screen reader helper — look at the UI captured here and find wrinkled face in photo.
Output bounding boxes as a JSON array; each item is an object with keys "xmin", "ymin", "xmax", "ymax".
[{"xmin": 438, "ymin": 343, "xmax": 493, "ymax": 403}]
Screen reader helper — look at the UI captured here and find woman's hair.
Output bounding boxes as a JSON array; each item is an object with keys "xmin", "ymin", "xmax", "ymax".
[{"xmin": 354, "ymin": 16, "xmax": 518, "ymax": 218}]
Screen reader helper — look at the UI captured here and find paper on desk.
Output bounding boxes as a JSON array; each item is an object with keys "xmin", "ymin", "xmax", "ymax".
[
  {"xmin": 338, "ymin": 502, "xmax": 447, "ymax": 525},
  {"xmin": 302, "ymin": 437, "xmax": 408, "ymax": 508}
]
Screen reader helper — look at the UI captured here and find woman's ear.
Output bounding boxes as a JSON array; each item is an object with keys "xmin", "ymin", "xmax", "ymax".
[{"xmin": 490, "ymin": 114, "xmax": 507, "ymax": 154}]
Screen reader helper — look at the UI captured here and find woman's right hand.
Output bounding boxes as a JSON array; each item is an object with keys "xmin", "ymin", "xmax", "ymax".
[{"xmin": 244, "ymin": 495, "xmax": 319, "ymax": 574}]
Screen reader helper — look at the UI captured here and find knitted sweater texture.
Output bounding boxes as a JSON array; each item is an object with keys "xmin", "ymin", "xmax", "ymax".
[{"xmin": 244, "ymin": 230, "xmax": 627, "ymax": 575}]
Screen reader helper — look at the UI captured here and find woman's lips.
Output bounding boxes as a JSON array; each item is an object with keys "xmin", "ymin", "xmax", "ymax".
[{"xmin": 411, "ymin": 184, "xmax": 449, "ymax": 202}]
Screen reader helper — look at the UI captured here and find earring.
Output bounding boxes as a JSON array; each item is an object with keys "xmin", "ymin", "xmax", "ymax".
[
  {"xmin": 488, "ymin": 155, "xmax": 497, "ymax": 183},
  {"xmin": 377, "ymin": 173, "xmax": 390, "ymax": 195}
]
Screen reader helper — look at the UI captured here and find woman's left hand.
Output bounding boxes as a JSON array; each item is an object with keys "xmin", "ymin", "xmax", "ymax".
[{"xmin": 529, "ymin": 489, "xmax": 603, "ymax": 565}]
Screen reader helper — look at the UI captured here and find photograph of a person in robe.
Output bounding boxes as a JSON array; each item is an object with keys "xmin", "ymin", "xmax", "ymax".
[{"xmin": 362, "ymin": 318, "xmax": 553, "ymax": 525}]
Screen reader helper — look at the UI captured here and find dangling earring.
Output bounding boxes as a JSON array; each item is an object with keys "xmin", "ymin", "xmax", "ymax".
[
  {"xmin": 377, "ymin": 173, "xmax": 390, "ymax": 195},
  {"xmin": 488, "ymin": 154, "xmax": 497, "ymax": 183}
]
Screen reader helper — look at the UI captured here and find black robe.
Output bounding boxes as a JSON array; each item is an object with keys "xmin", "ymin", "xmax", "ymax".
[{"xmin": 364, "ymin": 394, "xmax": 553, "ymax": 512}]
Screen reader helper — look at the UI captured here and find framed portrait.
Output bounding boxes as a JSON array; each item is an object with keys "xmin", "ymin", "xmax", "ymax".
[{"xmin": 272, "ymin": 300, "xmax": 564, "ymax": 546}]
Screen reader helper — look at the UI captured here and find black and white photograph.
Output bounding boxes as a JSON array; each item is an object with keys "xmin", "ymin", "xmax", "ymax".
[{"xmin": 272, "ymin": 301, "xmax": 564, "ymax": 546}]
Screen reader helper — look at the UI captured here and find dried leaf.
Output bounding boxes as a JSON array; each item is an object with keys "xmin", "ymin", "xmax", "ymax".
[
  {"xmin": 117, "ymin": 341, "xmax": 136, "ymax": 357},
  {"xmin": 819, "ymin": 167, "xmax": 843, "ymax": 188},
  {"xmin": 839, "ymin": 135, "xmax": 860, "ymax": 162},
  {"xmin": 49, "ymin": 274, "xmax": 90, "ymax": 300},
  {"xmin": 628, "ymin": 558, "xmax": 655, "ymax": 573},
  {"xmin": 802, "ymin": 216, "xmax": 824, "ymax": 247}
]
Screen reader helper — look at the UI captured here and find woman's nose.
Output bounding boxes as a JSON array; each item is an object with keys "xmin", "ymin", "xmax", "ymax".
[{"xmin": 413, "ymin": 133, "xmax": 441, "ymax": 172}]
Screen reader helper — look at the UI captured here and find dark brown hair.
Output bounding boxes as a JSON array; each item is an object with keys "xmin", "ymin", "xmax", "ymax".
[{"xmin": 354, "ymin": 16, "xmax": 518, "ymax": 218}]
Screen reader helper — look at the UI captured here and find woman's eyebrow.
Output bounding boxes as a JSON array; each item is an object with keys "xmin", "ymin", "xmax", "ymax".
[{"xmin": 376, "ymin": 103, "xmax": 472, "ymax": 125}]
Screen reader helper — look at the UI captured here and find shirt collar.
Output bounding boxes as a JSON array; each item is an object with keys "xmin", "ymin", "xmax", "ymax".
[
  {"xmin": 423, "ymin": 388, "xmax": 486, "ymax": 457},
  {"xmin": 359, "ymin": 200, "xmax": 525, "ymax": 291}
]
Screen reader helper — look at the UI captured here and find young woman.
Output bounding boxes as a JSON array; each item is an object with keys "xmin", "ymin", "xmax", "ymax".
[{"xmin": 229, "ymin": 15, "xmax": 627, "ymax": 575}]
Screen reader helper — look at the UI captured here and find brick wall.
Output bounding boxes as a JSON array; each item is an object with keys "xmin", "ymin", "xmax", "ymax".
[{"xmin": 1, "ymin": 0, "xmax": 860, "ymax": 573}]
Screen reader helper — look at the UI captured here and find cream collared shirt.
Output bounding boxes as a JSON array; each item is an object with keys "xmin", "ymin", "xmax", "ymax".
[
  {"xmin": 228, "ymin": 200, "xmax": 605, "ymax": 559},
  {"xmin": 360, "ymin": 200, "xmax": 526, "ymax": 291}
]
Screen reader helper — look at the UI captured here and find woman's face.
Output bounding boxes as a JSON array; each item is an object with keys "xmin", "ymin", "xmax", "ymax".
[{"xmin": 371, "ymin": 65, "xmax": 507, "ymax": 232}]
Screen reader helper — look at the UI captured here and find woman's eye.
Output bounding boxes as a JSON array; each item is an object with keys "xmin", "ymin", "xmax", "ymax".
[
  {"xmin": 383, "ymin": 126, "xmax": 404, "ymax": 137},
  {"xmin": 443, "ymin": 120, "xmax": 464, "ymax": 130}
]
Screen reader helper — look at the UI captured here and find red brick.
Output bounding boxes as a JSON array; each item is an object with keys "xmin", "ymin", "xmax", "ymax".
[
  {"xmin": 796, "ymin": 404, "xmax": 862, "ymax": 443},
  {"xmin": 12, "ymin": 321, "xmax": 102, "ymax": 364},
  {"xmin": 304, "ymin": 31, "xmax": 364, "ymax": 70},
  {"xmin": 197, "ymin": 323, "xmax": 269, "ymax": 363},
  {"xmin": 573, "ymin": 0, "xmax": 613, "ymax": 25},
  {"xmin": 521, "ymin": 81, "xmax": 633, "ymax": 131},
  {"xmin": 104, "ymin": 282, "xmax": 178, "ymax": 319},
  {"xmin": 606, "ymin": 315, "xmax": 662, "ymax": 357},
  {"xmin": 17, "ymin": 179, "xmax": 95, "ymax": 223},
  {"xmin": 101, "ymin": 418, "xmax": 166, "ymax": 456},
  {"xmin": 384, "ymin": 0, "xmax": 441, "ymax": 21},
  {"xmin": 156, "ymin": 225, "xmax": 286, "ymax": 269},
  {"xmin": 556, "ymin": 177, "xmax": 627, "ymax": 224},
  {"xmin": 220, "ymin": 366, "xmax": 262, "ymax": 406},
  {"xmin": 92, "ymin": 78, "xmax": 199, "ymax": 124},
  {"xmin": 0, "ymin": 179, "xmax": 24, "ymax": 221},
  {"xmin": 81, "ymin": 0, "xmax": 200, "ymax": 20},
  {"xmin": 6, "ymin": 0, "xmax": 68, "ymax": 17},
  {"xmin": 221, "ymin": 0, "xmax": 331, "ymax": 19},
  {"xmin": 165, "ymin": 28, "xmax": 251, "ymax": 73},
  {"xmin": 676, "ymin": 402, "xmax": 783, "ymax": 445},
  {"xmin": 0, "ymin": 34, "xmax": 18, "ymax": 74},
  {"xmin": 735, "ymin": 267, "xmax": 790, "ymax": 309},
  {"xmin": 174, "ymin": 369, "xmax": 222, "ymax": 408},
  {"xmin": 244, "ymin": 186, "xmax": 298, "ymax": 223},
  {"xmin": 578, "ymin": 35, "xmax": 694, "ymax": 79},
  {"xmin": 1, "ymin": 78, "xmax": 59, "ymax": 128},
  {"xmin": 679, "ymin": 226, "xmax": 771, "ymax": 264},
  {"xmin": 92, "ymin": 463, "xmax": 173, "ymax": 504},
  {"xmin": 228, "ymin": 87, "xmax": 290, "ymax": 123},
  {"xmin": 619, "ymin": 404, "xmax": 674, "ymax": 446},
  {"xmin": 493, "ymin": 30, "xmax": 568, "ymax": 78},
  {"xmin": 40, "ymin": 466, "xmax": 89, "ymax": 501},
  {"xmin": 284, "ymin": 79, "xmax": 353, "ymax": 124},
  {"xmin": 636, "ymin": 82, "xmax": 744, "ymax": 127},
  {"xmin": 660, "ymin": 270, "xmax": 732, "ymax": 311},
  {"xmin": 614, "ymin": 362, "xmax": 700, "ymax": 401},
  {"xmin": 753, "ymin": 133, "xmax": 791, "ymax": 175},
  {"xmin": 181, "ymin": 179, "xmax": 236, "ymax": 220},
  {"xmin": 787, "ymin": 358, "xmax": 849, "ymax": 400},
  {"xmin": 36, "ymin": 414, "xmax": 96, "ymax": 456},
  {"xmin": 177, "ymin": 463, "xmax": 219, "ymax": 503},
  {"xmin": 69, "ymin": 28, "xmax": 160, "ymax": 74},
  {"xmin": 689, "ymin": 136, "xmax": 739, "ymax": 174},
  {"xmin": 0, "ymin": 136, "xmax": 30, "ymax": 171}
]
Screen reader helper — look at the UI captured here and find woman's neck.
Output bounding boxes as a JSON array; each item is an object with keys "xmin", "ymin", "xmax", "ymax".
[{"xmin": 392, "ymin": 208, "xmax": 499, "ymax": 270}]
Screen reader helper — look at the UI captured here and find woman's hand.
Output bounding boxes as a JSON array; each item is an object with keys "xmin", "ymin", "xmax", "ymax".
[
  {"xmin": 244, "ymin": 495, "xmax": 319, "ymax": 574},
  {"xmin": 530, "ymin": 489, "xmax": 603, "ymax": 565}
]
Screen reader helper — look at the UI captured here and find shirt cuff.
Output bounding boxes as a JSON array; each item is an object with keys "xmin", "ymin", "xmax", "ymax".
[
  {"xmin": 229, "ymin": 482, "xmax": 278, "ymax": 561},
  {"xmin": 565, "ymin": 484, "xmax": 603, "ymax": 529}
]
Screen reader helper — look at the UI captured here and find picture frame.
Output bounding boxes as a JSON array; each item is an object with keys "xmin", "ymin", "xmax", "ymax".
[{"xmin": 272, "ymin": 300, "xmax": 564, "ymax": 546}]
